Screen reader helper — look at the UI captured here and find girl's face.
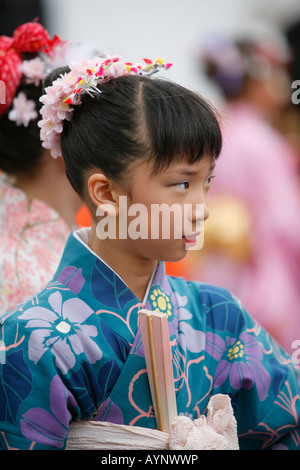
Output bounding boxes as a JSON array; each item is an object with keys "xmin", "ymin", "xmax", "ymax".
[{"xmin": 118, "ymin": 155, "xmax": 215, "ymax": 263}]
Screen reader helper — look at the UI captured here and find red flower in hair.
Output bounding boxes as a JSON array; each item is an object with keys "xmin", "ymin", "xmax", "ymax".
[
  {"xmin": 0, "ymin": 35, "xmax": 13, "ymax": 53},
  {"xmin": 44, "ymin": 35, "xmax": 66, "ymax": 57},
  {"xmin": 11, "ymin": 21, "xmax": 50, "ymax": 53},
  {"xmin": 0, "ymin": 37, "xmax": 22, "ymax": 115},
  {"xmin": 0, "ymin": 22, "xmax": 51, "ymax": 115}
]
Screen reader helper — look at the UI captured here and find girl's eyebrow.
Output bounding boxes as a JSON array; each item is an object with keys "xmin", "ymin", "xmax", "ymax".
[
  {"xmin": 166, "ymin": 163, "xmax": 216, "ymax": 177},
  {"xmin": 174, "ymin": 170, "xmax": 199, "ymax": 177}
]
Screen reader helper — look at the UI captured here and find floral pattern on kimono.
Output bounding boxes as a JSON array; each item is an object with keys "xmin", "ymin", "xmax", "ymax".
[
  {"xmin": 0, "ymin": 176, "xmax": 70, "ymax": 316},
  {"xmin": 1, "ymin": 229, "xmax": 300, "ymax": 450}
]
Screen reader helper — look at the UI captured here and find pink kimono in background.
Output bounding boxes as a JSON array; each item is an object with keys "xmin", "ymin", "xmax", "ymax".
[
  {"xmin": 191, "ymin": 102, "xmax": 300, "ymax": 354},
  {"xmin": 0, "ymin": 175, "xmax": 70, "ymax": 315}
]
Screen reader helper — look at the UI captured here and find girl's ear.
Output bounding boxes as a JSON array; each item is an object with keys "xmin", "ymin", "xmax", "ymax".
[{"xmin": 88, "ymin": 173, "xmax": 120, "ymax": 216}]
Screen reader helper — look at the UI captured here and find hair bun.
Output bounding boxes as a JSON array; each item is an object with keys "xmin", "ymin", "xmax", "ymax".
[{"xmin": 11, "ymin": 21, "xmax": 50, "ymax": 53}]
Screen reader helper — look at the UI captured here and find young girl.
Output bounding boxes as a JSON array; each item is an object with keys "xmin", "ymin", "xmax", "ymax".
[
  {"xmin": 0, "ymin": 22, "xmax": 83, "ymax": 316},
  {"xmin": 1, "ymin": 55, "xmax": 300, "ymax": 450}
]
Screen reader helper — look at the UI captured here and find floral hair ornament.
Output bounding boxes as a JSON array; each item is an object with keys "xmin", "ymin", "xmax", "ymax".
[
  {"xmin": 8, "ymin": 91, "xmax": 38, "ymax": 127},
  {"xmin": 38, "ymin": 56, "xmax": 172, "ymax": 158},
  {"xmin": 0, "ymin": 21, "xmax": 65, "ymax": 117}
]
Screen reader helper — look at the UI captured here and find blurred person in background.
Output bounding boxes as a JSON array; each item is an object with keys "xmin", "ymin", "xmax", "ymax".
[
  {"xmin": 0, "ymin": 21, "xmax": 84, "ymax": 315},
  {"xmin": 190, "ymin": 33, "xmax": 300, "ymax": 354},
  {"xmin": 277, "ymin": 18, "xmax": 300, "ymax": 168}
]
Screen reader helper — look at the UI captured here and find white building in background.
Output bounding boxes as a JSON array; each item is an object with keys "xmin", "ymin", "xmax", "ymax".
[{"xmin": 41, "ymin": 0, "xmax": 300, "ymax": 103}]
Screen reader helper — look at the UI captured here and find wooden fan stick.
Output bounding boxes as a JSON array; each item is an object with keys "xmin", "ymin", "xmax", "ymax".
[
  {"xmin": 139, "ymin": 308, "xmax": 177, "ymax": 433},
  {"xmin": 146, "ymin": 313, "xmax": 165, "ymax": 431}
]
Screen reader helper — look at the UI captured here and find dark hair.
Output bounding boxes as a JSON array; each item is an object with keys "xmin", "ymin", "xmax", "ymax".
[
  {"xmin": 50, "ymin": 70, "xmax": 222, "ymax": 198},
  {"xmin": 0, "ymin": 54, "xmax": 45, "ymax": 175}
]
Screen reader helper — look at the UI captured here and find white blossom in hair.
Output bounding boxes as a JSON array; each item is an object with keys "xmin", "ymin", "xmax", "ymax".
[
  {"xmin": 8, "ymin": 92, "xmax": 38, "ymax": 127},
  {"xmin": 20, "ymin": 57, "xmax": 47, "ymax": 86}
]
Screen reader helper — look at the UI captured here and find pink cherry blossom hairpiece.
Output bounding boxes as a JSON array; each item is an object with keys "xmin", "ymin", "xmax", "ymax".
[
  {"xmin": 38, "ymin": 56, "xmax": 172, "ymax": 158},
  {"xmin": 8, "ymin": 91, "xmax": 38, "ymax": 127},
  {"xmin": 20, "ymin": 57, "xmax": 47, "ymax": 86}
]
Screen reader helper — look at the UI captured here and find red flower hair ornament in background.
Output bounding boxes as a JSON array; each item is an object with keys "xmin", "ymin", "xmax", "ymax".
[{"xmin": 0, "ymin": 21, "xmax": 65, "ymax": 117}]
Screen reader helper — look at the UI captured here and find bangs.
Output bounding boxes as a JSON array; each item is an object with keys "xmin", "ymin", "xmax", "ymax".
[{"xmin": 142, "ymin": 78, "xmax": 222, "ymax": 173}]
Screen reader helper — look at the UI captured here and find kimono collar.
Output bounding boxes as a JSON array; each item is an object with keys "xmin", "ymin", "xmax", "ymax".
[
  {"xmin": 52, "ymin": 229, "xmax": 172, "ymax": 344},
  {"xmin": 54, "ymin": 227, "xmax": 160, "ymax": 301}
]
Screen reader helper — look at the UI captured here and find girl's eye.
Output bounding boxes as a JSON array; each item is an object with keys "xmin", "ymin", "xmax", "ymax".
[
  {"xmin": 175, "ymin": 181, "xmax": 190, "ymax": 190},
  {"xmin": 205, "ymin": 175, "xmax": 215, "ymax": 187}
]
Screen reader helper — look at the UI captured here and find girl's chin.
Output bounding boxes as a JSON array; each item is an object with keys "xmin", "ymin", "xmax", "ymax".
[
  {"xmin": 158, "ymin": 246, "xmax": 190, "ymax": 263},
  {"xmin": 119, "ymin": 238, "xmax": 191, "ymax": 263}
]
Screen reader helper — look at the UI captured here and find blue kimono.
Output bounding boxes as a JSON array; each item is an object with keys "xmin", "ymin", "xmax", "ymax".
[{"xmin": 1, "ymin": 229, "xmax": 300, "ymax": 450}]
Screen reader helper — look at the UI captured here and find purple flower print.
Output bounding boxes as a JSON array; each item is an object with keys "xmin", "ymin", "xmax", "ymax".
[
  {"xmin": 206, "ymin": 331, "xmax": 271, "ymax": 401},
  {"xmin": 18, "ymin": 291, "xmax": 102, "ymax": 374},
  {"xmin": 176, "ymin": 291, "xmax": 206, "ymax": 354},
  {"xmin": 94, "ymin": 397, "xmax": 124, "ymax": 424},
  {"xmin": 21, "ymin": 375, "xmax": 76, "ymax": 448},
  {"xmin": 56, "ymin": 265, "xmax": 85, "ymax": 295}
]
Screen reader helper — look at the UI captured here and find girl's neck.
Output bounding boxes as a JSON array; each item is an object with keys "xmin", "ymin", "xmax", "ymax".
[
  {"xmin": 88, "ymin": 225, "xmax": 158, "ymax": 302},
  {"xmin": 14, "ymin": 151, "xmax": 82, "ymax": 228}
]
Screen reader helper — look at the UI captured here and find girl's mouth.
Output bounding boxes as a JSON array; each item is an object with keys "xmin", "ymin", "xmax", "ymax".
[{"xmin": 183, "ymin": 231, "xmax": 201, "ymax": 246}]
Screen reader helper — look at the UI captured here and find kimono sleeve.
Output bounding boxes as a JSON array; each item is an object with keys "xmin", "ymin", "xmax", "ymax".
[
  {"xmin": 221, "ymin": 293, "xmax": 300, "ymax": 449},
  {"xmin": 237, "ymin": 335, "xmax": 300, "ymax": 450},
  {"xmin": 0, "ymin": 303, "xmax": 79, "ymax": 450},
  {"xmin": 199, "ymin": 284, "xmax": 300, "ymax": 449}
]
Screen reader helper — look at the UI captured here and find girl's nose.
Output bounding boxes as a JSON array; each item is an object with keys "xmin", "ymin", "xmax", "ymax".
[
  {"xmin": 191, "ymin": 197, "xmax": 209, "ymax": 223},
  {"xmin": 203, "ymin": 200, "xmax": 210, "ymax": 221},
  {"xmin": 183, "ymin": 203, "xmax": 207, "ymax": 234}
]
